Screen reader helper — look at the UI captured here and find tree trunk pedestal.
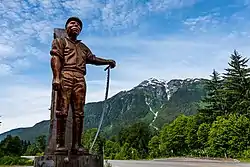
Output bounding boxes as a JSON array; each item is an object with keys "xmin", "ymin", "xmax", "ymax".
[{"xmin": 34, "ymin": 153, "xmax": 103, "ymax": 167}]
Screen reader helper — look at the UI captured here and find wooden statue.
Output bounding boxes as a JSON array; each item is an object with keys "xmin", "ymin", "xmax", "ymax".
[{"xmin": 35, "ymin": 17, "xmax": 115, "ymax": 167}]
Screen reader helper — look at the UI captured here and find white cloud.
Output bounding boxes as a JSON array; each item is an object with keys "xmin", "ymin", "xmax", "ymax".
[
  {"xmin": 12, "ymin": 58, "xmax": 31, "ymax": 69},
  {"xmin": 0, "ymin": 44, "xmax": 15, "ymax": 59},
  {"xmin": 147, "ymin": 0, "xmax": 198, "ymax": 12},
  {"xmin": 0, "ymin": 0, "xmax": 200, "ymax": 75},
  {"xmin": 0, "ymin": 83, "xmax": 50, "ymax": 133},
  {"xmin": 87, "ymin": 0, "xmax": 200, "ymax": 31},
  {"xmin": 0, "ymin": 64, "xmax": 12, "ymax": 76},
  {"xmin": 85, "ymin": 33, "xmax": 250, "ymax": 81},
  {"xmin": 183, "ymin": 13, "xmax": 221, "ymax": 32}
]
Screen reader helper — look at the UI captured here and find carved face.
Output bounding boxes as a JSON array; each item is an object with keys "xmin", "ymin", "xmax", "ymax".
[{"xmin": 66, "ymin": 20, "xmax": 82, "ymax": 36}]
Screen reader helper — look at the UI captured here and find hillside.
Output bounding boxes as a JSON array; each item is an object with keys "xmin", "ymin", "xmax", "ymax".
[{"xmin": 0, "ymin": 77, "xmax": 207, "ymax": 142}]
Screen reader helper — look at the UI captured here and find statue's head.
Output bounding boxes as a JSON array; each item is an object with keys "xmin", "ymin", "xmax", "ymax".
[{"xmin": 65, "ymin": 17, "xmax": 82, "ymax": 37}]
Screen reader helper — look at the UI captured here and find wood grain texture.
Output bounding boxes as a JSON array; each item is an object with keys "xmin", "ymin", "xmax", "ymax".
[
  {"xmin": 34, "ymin": 154, "xmax": 103, "ymax": 167},
  {"xmin": 54, "ymin": 28, "xmax": 68, "ymax": 38},
  {"xmin": 46, "ymin": 28, "xmax": 70, "ymax": 155}
]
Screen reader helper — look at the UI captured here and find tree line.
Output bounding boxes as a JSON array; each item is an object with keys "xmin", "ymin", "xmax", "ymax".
[
  {"xmin": 0, "ymin": 135, "xmax": 45, "ymax": 165},
  {"xmin": 0, "ymin": 134, "xmax": 46, "ymax": 157}
]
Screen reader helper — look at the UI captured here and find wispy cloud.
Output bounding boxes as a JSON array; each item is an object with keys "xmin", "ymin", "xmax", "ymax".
[
  {"xmin": 0, "ymin": 64, "xmax": 12, "ymax": 76},
  {"xmin": 183, "ymin": 13, "xmax": 220, "ymax": 32},
  {"xmin": 0, "ymin": 44, "xmax": 15, "ymax": 59},
  {"xmin": 0, "ymin": 83, "xmax": 51, "ymax": 132},
  {"xmin": 0, "ymin": 0, "xmax": 199, "ymax": 73}
]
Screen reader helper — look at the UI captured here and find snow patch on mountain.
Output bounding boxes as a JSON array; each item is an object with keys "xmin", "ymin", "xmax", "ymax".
[
  {"xmin": 145, "ymin": 97, "xmax": 156, "ymax": 115},
  {"xmin": 138, "ymin": 77, "xmax": 167, "ymax": 87},
  {"xmin": 149, "ymin": 110, "xmax": 159, "ymax": 130},
  {"xmin": 145, "ymin": 95, "xmax": 159, "ymax": 130},
  {"xmin": 138, "ymin": 77, "xmax": 204, "ymax": 100}
]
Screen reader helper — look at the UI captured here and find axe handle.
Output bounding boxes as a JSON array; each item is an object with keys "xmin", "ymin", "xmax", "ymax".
[
  {"xmin": 104, "ymin": 65, "xmax": 110, "ymax": 71},
  {"xmin": 45, "ymin": 89, "xmax": 58, "ymax": 155}
]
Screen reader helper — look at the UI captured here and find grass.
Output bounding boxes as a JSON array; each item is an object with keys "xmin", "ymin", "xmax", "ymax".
[{"xmin": 0, "ymin": 156, "xmax": 33, "ymax": 166}]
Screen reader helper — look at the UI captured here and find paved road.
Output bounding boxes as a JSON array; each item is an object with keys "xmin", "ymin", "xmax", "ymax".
[
  {"xmin": 20, "ymin": 156, "xmax": 250, "ymax": 167},
  {"xmin": 107, "ymin": 159, "xmax": 250, "ymax": 167}
]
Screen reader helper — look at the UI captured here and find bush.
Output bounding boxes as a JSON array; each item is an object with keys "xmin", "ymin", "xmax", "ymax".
[
  {"xmin": 0, "ymin": 156, "xmax": 34, "ymax": 166},
  {"xmin": 242, "ymin": 149, "xmax": 250, "ymax": 159},
  {"xmin": 36, "ymin": 152, "xmax": 44, "ymax": 156}
]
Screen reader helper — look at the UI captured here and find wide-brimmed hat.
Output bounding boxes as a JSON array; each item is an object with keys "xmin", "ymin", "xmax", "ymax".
[{"xmin": 65, "ymin": 17, "xmax": 82, "ymax": 29}]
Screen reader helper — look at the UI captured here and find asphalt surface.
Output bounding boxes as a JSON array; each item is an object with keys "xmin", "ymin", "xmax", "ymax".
[
  {"xmin": 21, "ymin": 156, "xmax": 250, "ymax": 167},
  {"xmin": 107, "ymin": 159, "xmax": 250, "ymax": 167}
]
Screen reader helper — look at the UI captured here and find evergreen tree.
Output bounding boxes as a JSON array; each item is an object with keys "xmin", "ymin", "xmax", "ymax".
[
  {"xmin": 0, "ymin": 135, "xmax": 23, "ymax": 156},
  {"xmin": 222, "ymin": 50, "xmax": 250, "ymax": 115},
  {"xmin": 35, "ymin": 135, "xmax": 46, "ymax": 153},
  {"xmin": 198, "ymin": 69, "xmax": 223, "ymax": 123}
]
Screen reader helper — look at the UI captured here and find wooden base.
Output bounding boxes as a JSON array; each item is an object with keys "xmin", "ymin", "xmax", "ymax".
[{"xmin": 34, "ymin": 154, "xmax": 103, "ymax": 167}]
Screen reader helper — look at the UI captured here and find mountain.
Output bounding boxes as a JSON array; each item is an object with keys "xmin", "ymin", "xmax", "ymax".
[
  {"xmin": 0, "ymin": 121, "xmax": 49, "ymax": 142},
  {"xmin": 0, "ymin": 77, "xmax": 207, "ymax": 142}
]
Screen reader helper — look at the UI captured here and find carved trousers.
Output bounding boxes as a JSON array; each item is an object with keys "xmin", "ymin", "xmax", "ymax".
[
  {"xmin": 56, "ymin": 70, "xmax": 86, "ymax": 149},
  {"xmin": 57, "ymin": 70, "xmax": 86, "ymax": 118}
]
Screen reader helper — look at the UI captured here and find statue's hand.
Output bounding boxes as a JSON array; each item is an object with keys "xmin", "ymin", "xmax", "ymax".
[
  {"xmin": 52, "ymin": 78, "xmax": 61, "ymax": 91},
  {"xmin": 108, "ymin": 59, "xmax": 116, "ymax": 68}
]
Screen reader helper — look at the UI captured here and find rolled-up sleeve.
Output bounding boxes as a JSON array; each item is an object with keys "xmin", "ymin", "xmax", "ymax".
[
  {"xmin": 50, "ymin": 38, "xmax": 64, "ymax": 59},
  {"xmin": 80, "ymin": 42, "xmax": 109, "ymax": 65},
  {"xmin": 86, "ymin": 50, "xmax": 96, "ymax": 64}
]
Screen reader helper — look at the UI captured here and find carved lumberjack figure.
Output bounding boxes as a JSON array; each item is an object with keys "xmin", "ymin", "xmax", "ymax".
[{"xmin": 50, "ymin": 17, "xmax": 116, "ymax": 154}]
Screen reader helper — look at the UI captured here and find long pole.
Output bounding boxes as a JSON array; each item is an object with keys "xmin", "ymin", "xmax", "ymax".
[{"xmin": 90, "ymin": 66, "xmax": 110, "ymax": 152}]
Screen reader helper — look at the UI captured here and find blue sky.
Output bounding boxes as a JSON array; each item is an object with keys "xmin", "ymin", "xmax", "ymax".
[{"xmin": 1, "ymin": 0, "xmax": 250, "ymax": 133}]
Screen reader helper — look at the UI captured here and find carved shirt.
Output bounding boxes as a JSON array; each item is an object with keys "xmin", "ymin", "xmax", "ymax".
[{"xmin": 50, "ymin": 37, "xmax": 102, "ymax": 75}]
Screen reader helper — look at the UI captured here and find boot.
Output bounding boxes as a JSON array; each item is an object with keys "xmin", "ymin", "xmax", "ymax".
[
  {"xmin": 71, "ymin": 116, "xmax": 87, "ymax": 155},
  {"xmin": 55, "ymin": 116, "xmax": 67, "ymax": 154}
]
